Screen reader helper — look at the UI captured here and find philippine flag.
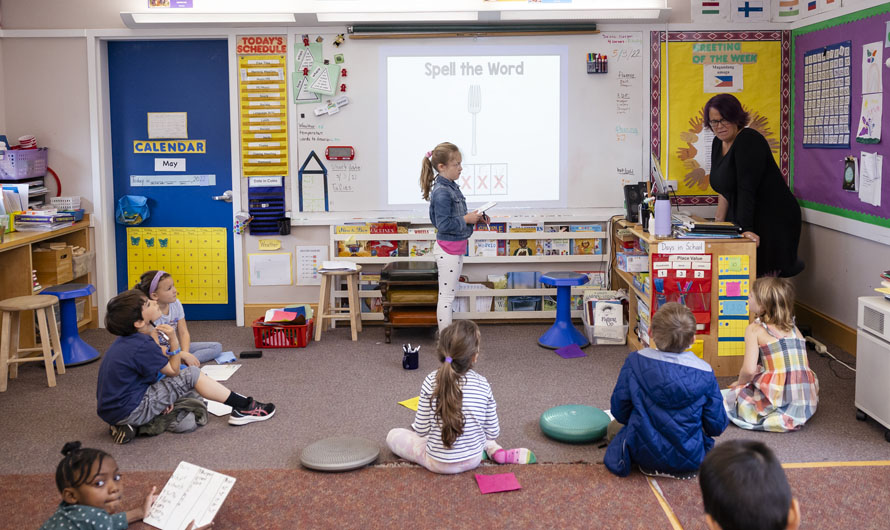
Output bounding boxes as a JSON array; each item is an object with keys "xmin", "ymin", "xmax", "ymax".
[{"xmin": 715, "ymin": 75, "xmax": 734, "ymax": 87}]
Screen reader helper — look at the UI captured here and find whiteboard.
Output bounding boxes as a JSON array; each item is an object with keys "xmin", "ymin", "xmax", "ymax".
[{"xmin": 295, "ymin": 31, "xmax": 645, "ymax": 213}]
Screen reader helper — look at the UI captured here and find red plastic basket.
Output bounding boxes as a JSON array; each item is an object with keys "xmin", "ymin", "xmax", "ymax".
[{"xmin": 252, "ymin": 317, "xmax": 314, "ymax": 348}]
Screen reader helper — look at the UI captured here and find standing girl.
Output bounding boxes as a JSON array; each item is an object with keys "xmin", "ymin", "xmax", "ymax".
[
  {"xmin": 386, "ymin": 320, "xmax": 535, "ymax": 474},
  {"xmin": 136, "ymin": 270, "xmax": 223, "ymax": 365},
  {"xmin": 420, "ymin": 142, "xmax": 486, "ymax": 332},
  {"xmin": 723, "ymin": 277, "xmax": 819, "ymax": 432}
]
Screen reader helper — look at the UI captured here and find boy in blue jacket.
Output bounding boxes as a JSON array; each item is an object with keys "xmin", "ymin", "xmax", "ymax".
[{"xmin": 605, "ymin": 302, "xmax": 728, "ymax": 478}]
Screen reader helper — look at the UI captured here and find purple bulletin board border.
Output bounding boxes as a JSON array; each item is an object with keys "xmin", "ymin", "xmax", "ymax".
[
  {"xmin": 791, "ymin": 3, "xmax": 890, "ymax": 226},
  {"xmin": 651, "ymin": 30, "xmax": 791, "ymax": 207}
]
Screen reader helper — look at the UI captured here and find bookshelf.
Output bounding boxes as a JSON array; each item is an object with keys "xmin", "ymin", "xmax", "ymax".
[{"xmin": 327, "ymin": 221, "xmax": 611, "ymax": 323}]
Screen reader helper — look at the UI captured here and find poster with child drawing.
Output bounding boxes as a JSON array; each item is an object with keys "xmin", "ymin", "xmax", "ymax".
[
  {"xmin": 856, "ymin": 93, "xmax": 882, "ymax": 144},
  {"xmin": 861, "ymin": 42, "xmax": 882, "ymax": 94}
]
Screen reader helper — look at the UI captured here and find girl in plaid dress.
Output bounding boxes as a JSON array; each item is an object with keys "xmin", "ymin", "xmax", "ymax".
[{"xmin": 723, "ymin": 277, "xmax": 819, "ymax": 432}]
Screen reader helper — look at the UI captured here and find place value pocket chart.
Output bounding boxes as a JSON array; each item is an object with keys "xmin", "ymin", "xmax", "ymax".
[
  {"xmin": 717, "ymin": 255, "xmax": 750, "ymax": 357},
  {"xmin": 802, "ymin": 41, "xmax": 852, "ymax": 148},
  {"xmin": 238, "ymin": 48, "xmax": 289, "ymax": 177},
  {"xmin": 127, "ymin": 227, "xmax": 227, "ymax": 304}
]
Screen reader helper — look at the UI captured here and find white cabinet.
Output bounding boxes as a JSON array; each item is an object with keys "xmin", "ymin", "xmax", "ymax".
[{"xmin": 855, "ymin": 296, "xmax": 890, "ymax": 442}]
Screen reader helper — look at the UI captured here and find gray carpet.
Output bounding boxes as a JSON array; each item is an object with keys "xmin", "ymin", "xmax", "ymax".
[{"xmin": 0, "ymin": 321, "xmax": 885, "ymax": 477}]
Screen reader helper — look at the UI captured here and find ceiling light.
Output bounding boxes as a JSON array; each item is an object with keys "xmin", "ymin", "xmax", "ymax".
[{"xmin": 500, "ymin": 9, "xmax": 664, "ymax": 21}]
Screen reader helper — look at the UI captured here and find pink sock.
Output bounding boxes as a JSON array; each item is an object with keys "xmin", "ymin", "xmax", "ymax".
[{"xmin": 491, "ymin": 448, "xmax": 536, "ymax": 464}]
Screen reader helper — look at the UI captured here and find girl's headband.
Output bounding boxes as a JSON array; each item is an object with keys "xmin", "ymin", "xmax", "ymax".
[{"xmin": 149, "ymin": 270, "xmax": 168, "ymax": 294}]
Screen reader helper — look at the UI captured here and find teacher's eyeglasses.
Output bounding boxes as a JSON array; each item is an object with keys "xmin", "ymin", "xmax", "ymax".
[{"xmin": 708, "ymin": 118, "xmax": 730, "ymax": 128}]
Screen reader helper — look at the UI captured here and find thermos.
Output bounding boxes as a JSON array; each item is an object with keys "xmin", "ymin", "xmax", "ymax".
[
  {"xmin": 654, "ymin": 192, "xmax": 671, "ymax": 237},
  {"xmin": 639, "ymin": 202, "xmax": 650, "ymax": 231}
]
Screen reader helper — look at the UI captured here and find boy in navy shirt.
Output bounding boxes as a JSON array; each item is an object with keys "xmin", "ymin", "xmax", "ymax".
[
  {"xmin": 605, "ymin": 302, "xmax": 727, "ymax": 478},
  {"xmin": 97, "ymin": 289, "xmax": 275, "ymax": 444}
]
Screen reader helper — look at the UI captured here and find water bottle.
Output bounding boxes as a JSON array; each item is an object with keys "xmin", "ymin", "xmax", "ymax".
[{"xmin": 654, "ymin": 192, "xmax": 671, "ymax": 238}]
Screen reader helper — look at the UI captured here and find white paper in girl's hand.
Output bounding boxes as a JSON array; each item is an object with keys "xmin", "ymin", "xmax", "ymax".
[
  {"xmin": 475, "ymin": 201, "xmax": 497, "ymax": 214},
  {"xmin": 143, "ymin": 461, "xmax": 235, "ymax": 530}
]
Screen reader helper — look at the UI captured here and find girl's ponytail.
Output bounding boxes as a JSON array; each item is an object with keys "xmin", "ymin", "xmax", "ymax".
[
  {"xmin": 420, "ymin": 156, "xmax": 435, "ymax": 201},
  {"xmin": 431, "ymin": 320, "xmax": 481, "ymax": 448}
]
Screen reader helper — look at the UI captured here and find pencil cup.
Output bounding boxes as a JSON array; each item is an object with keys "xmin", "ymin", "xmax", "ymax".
[{"xmin": 402, "ymin": 344, "xmax": 419, "ymax": 370}]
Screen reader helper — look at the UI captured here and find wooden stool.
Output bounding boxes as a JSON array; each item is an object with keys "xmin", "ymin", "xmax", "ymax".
[
  {"xmin": 315, "ymin": 265, "xmax": 363, "ymax": 342},
  {"xmin": 0, "ymin": 294, "xmax": 65, "ymax": 392}
]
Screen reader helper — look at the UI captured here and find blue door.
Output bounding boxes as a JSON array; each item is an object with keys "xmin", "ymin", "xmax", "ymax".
[{"xmin": 108, "ymin": 40, "xmax": 234, "ymax": 319}]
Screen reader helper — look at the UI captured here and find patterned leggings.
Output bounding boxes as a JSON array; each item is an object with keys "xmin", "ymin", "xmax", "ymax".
[
  {"xmin": 386, "ymin": 428, "xmax": 502, "ymax": 474},
  {"xmin": 433, "ymin": 242, "xmax": 463, "ymax": 332}
]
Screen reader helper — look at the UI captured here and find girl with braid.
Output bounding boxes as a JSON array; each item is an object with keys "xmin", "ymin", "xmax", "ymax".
[{"xmin": 386, "ymin": 320, "xmax": 535, "ymax": 474}]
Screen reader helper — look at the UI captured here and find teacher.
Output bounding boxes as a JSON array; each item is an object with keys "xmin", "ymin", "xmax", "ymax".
[{"xmin": 705, "ymin": 93, "xmax": 802, "ymax": 277}]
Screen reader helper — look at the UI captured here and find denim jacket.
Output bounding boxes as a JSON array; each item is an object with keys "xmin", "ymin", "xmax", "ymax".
[{"xmin": 429, "ymin": 175, "xmax": 473, "ymax": 241}]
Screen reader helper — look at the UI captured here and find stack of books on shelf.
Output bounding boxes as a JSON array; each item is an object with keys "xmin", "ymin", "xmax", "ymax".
[
  {"xmin": 32, "ymin": 269, "xmax": 42, "ymax": 292},
  {"xmin": 569, "ymin": 224, "xmax": 605, "ymax": 255},
  {"xmin": 672, "ymin": 215, "xmax": 742, "ymax": 239},
  {"xmin": 14, "ymin": 209, "xmax": 76, "ymax": 231},
  {"xmin": 636, "ymin": 294, "xmax": 651, "ymax": 347}
]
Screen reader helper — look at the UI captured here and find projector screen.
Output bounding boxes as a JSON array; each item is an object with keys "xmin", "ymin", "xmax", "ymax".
[{"xmin": 383, "ymin": 46, "xmax": 567, "ymax": 207}]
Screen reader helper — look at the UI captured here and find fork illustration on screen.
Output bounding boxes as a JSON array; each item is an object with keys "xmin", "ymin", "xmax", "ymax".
[{"xmin": 468, "ymin": 84, "xmax": 481, "ymax": 156}]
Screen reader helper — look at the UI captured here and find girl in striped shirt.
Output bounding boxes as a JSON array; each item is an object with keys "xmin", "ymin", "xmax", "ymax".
[{"xmin": 386, "ymin": 321, "xmax": 535, "ymax": 474}]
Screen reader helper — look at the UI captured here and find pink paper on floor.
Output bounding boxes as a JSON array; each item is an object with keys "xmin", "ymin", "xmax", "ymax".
[{"xmin": 475, "ymin": 472, "xmax": 521, "ymax": 494}]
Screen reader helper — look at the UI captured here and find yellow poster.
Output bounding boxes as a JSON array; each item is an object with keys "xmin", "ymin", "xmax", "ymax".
[
  {"xmin": 659, "ymin": 38, "xmax": 783, "ymax": 197},
  {"xmin": 238, "ymin": 46, "xmax": 289, "ymax": 178},
  {"xmin": 127, "ymin": 227, "xmax": 227, "ymax": 304}
]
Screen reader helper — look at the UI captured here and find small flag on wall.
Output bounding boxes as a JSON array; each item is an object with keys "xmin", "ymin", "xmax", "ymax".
[
  {"xmin": 772, "ymin": 0, "xmax": 801, "ymax": 22},
  {"xmin": 819, "ymin": 0, "xmax": 841, "ymax": 13},
  {"xmin": 691, "ymin": 0, "xmax": 729, "ymax": 22},
  {"xmin": 730, "ymin": 0, "xmax": 771, "ymax": 22}
]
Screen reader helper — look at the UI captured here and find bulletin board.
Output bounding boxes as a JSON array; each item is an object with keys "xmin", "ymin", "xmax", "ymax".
[
  {"xmin": 791, "ymin": 3, "xmax": 890, "ymax": 230},
  {"xmin": 293, "ymin": 31, "xmax": 646, "ymax": 213},
  {"xmin": 652, "ymin": 31, "xmax": 790, "ymax": 204}
]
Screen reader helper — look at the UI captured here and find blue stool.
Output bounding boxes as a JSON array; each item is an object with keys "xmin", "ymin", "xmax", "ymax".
[
  {"xmin": 40, "ymin": 283, "xmax": 100, "ymax": 366},
  {"xmin": 539, "ymin": 272, "xmax": 589, "ymax": 349}
]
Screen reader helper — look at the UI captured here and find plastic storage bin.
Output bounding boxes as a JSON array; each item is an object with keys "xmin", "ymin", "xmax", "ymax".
[
  {"xmin": 72, "ymin": 250, "xmax": 95, "ymax": 278},
  {"xmin": 50, "ymin": 196, "xmax": 82, "ymax": 210},
  {"xmin": 582, "ymin": 305, "xmax": 628, "ymax": 345},
  {"xmin": 507, "ymin": 296, "xmax": 542, "ymax": 311},
  {"xmin": 0, "ymin": 147, "xmax": 48, "ymax": 180},
  {"xmin": 252, "ymin": 317, "xmax": 313, "ymax": 348}
]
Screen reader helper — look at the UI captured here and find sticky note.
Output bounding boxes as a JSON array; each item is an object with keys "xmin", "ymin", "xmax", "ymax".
[
  {"xmin": 726, "ymin": 281, "xmax": 741, "ymax": 296},
  {"xmin": 726, "ymin": 256, "xmax": 741, "ymax": 271},
  {"xmin": 398, "ymin": 396, "xmax": 420, "ymax": 411},
  {"xmin": 475, "ymin": 473, "xmax": 522, "ymax": 494},
  {"xmin": 554, "ymin": 343, "xmax": 587, "ymax": 359}
]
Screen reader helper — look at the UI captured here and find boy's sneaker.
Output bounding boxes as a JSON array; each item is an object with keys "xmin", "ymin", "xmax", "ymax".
[
  {"xmin": 110, "ymin": 424, "xmax": 136, "ymax": 445},
  {"xmin": 228, "ymin": 399, "xmax": 276, "ymax": 425},
  {"xmin": 639, "ymin": 466, "xmax": 697, "ymax": 480}
]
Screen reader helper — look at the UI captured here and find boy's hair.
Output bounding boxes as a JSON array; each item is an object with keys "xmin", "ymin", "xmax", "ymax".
[
  {"xmin": 419, "ymin": 142, "xmax": 460, "ymax": 201},
  {"xmin": 105, "ymin": 289, "xmax": 148, "ymax": 336},
  {"xmin": 432, "ymin": 320, "xmax": 481, "ymax": 448},
  {"xmin": 651, "ymin": 302, "xmax": 696, "ymax": 353},
  {"xmin": 699, "ymin": 440, "xmax": 792, "ymax": 530},
  {"xmin": 750, "ymin": 276, "xmax": 795, "ymax": 331},
  {"xmin": 134, "ymin": 269, "xmax": 171, "ymax": 297},
  {"xmin": 55, "ymin": 441, "xmax": 110, "ymax": 493}
]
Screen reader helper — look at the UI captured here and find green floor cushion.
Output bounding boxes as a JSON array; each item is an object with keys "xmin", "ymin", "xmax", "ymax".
[
  {"xmin": 540, "ymin": 404, "xmax": 611, "ymax": 443},
  {"xmin": 300, "ymin": 436, "xmax": 380, "ymax": 472}
]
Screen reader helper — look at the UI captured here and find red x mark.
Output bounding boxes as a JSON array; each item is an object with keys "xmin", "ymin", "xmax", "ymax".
[
  {"xmin": 461, "ymin": 175, "xmax": 472, "ymax": 189},
  {"xmin": 494, "ymin": 175, "xmax": 505, "ymax": 189},
  {"xmin": 476, "ymin": 175, "xmax": 488, "ymax": 191}
]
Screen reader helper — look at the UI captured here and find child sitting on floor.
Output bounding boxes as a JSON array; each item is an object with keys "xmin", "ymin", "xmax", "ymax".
[
  {"xmin": 135, "ymin": 270, "xmax": 223, "ymax": 365},
  {"xmin": 97, "ymin": 289, "xmax": 275, "ymax": 444},
  {"xmin": 723, "ymin": 276, "xmax": 818, "ymax": 432},
  {"xmin": 40, "ymin": 441, "xmax": 211, "ymax": 530},
  {"xmin": 699, "ymin": 440, "xmax": 801, "ymax": 530},
  {"xmin": 605, "ymin": 302, "xmax": 728, "ymax": 479},
  {"xmin": 386, "ymin": 320, "xmax": 535, "ymax": 474}
]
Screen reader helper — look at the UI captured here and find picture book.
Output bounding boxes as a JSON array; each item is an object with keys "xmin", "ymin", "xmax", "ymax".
[
  {"xmin": 542, "ymin": 238, "xmax": 570, "ymax": 256},
  {"xmin": 335, "ymin": 223, "xmax": 369, "ymax": 234},
  {"xmin": 409, "ymin": 240, "xmax": 433, "ymax": 257},
  {"xmin": 508, "ymin": 237, "xmax": 535, "ymax": 256},
  {"xmin": 367, "ymin": 240, "xmax": 399, "ymax": 257},
  {"xmin": 475, "ymin": 221, "xmax": 507, "ymax": 255},
  {"xmin": 570, "ymin": 224, "xmax": 605, "ymax": 255},
  {"xmin": 336, "ymin": 240, "xmax": 370, "ymax": 257}
]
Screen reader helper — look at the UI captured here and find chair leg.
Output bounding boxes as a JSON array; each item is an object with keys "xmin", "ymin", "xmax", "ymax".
[
  {"xmin": 0, "ymin": 312, "xmax": 11, "ymax": 392},
  {"xmin": 346, "ymin": 274, "xmax": 358, "ymax": 341},
  {"xmin": 315, "ymin": 275, "xmax": 329, "ymax": 341},
  {"xmin": 35, "ymin": 308, "xmax": 57, "ymax": 388},
  {"xmin": 352, "ymin": 274, "xmax": 363, "ymax": 333},
  {"xmin": 46, "ymin": 305, "xmax": 65, "ymax": 375},
  {"xmin": 8, "ymin": 312, "xmax": 20, "ymax": 380}
]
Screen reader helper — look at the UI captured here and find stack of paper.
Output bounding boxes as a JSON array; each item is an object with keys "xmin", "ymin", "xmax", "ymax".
[{"xmin": 320, "ymin": 260, "xmax": 358, "ymax": 271}]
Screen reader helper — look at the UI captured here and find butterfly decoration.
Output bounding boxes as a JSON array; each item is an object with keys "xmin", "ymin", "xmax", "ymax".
[
  {"xmin": 130, "ymin": 236, "xmax": 140, "ymax": 246},
  {"xmin": 145, "ymin": 237, "xmax": 155, "ymax": 248},
  {"xmin": 159, "ymin": 238, "xmax": 169, "ymax": 248}
]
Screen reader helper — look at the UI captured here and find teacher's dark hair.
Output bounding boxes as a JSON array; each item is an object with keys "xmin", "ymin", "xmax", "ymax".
[{"xmin": 703, "ymin": 94, "xmax": 749, "ymax": 131}]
